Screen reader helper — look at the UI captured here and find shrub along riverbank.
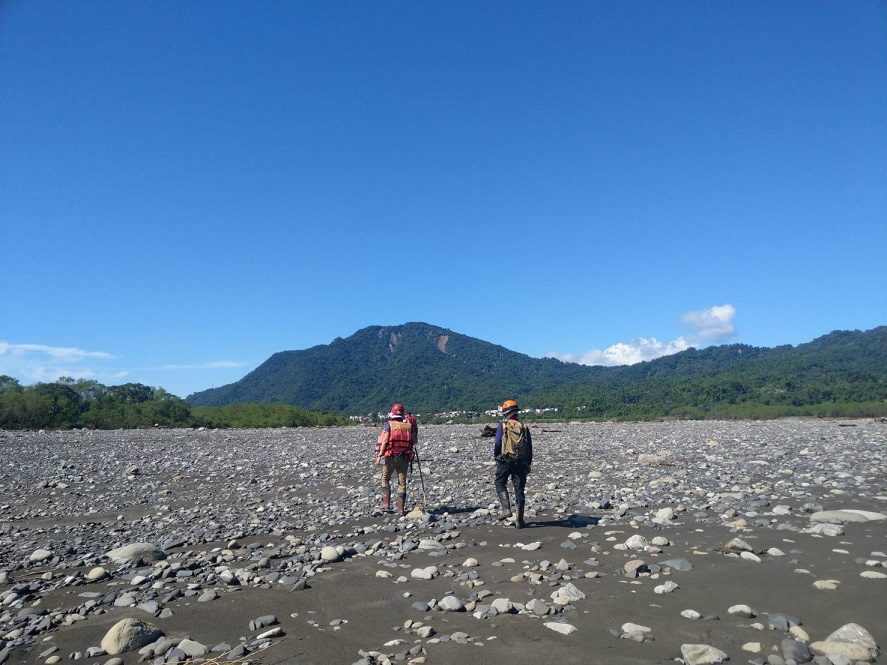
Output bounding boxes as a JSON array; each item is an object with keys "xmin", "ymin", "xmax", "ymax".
[
  {"xmin": 0, "ymin": 376, "xmax": 883, "ymax": 430},
  {"xmin": 0, "ymin": 377, "xmax": 346, "ymax": 429}
]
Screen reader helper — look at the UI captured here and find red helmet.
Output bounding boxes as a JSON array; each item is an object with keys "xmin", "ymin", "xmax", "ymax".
[{"xmin": 390, "ymin": 403, "xmax": 405, "ymax": 416}]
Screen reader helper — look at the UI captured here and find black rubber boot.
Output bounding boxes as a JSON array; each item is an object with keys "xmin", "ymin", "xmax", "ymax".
[
  {"xmin": 381, "ymin": 489, "xmax": 391, "ymax": 511},
  {"xmin": 496, "ymin": 491, "xmax": 512, "ymax": 521},
  {"xmin": 397, "ymin": 492, "xmax": 407, "ymax": 517},
  {"xmin": 515, "ymin": 501, "xmax": 525, "ymax": 529}
]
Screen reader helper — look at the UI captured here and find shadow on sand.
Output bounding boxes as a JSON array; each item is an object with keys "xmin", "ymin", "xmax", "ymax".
[
  {"xmin": 425, "ymin": 507, "xmax": 600, "ymax": 529},
  {"xmin": 524, "ymin": 514, "xmax": 600, "ymax": 528},
  {"xmin": 430, "ymin": 505, "xmax": 480, "ymax": 515}
]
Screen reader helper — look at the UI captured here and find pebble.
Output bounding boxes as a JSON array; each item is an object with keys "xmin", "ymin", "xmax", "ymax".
[
  {"xmin": 860, "ymin": 570, "xmax": 886, "ymax": 579},
  {"xmin": 411, "ymin": 566, "xmax": 438, "ymax": 580},
  {"xmin": 197, "ymin": 589, "xmax": 218, "ymax": 602},
  {"xmin": 653, "ymin": 581, "xmax": 678, "ymax": 594},
  {"xmin": 105, "ymin": 543, "xmax": 165, "ymax": 565},
  {"xmin": 249, "ymin": 615, "xmax": 277, "ymax": 631},
  {"xmin": 86, "ymin": 567, "xmax": 107, "ymax": 581},
  {"xmin": 727, "ymin": 604, "xmax": 756, "ymax": 617},
  {"xmin": 661, "ymin": 558, "xmax": 693, "ymax": 572},
  {"xmin": 550, "ymin": 582, "xmax": 586, "ymax": 603},
  {"xmin": 256, "ymin": 627, "xmax": 283, "ymax": 640},
  {"xmin": 620, "ymin": 622, "xmax": 652, "ymax": 642},
  {"xmin": 320, "ymin": 546, "xmax": 342, "ymax": 563},
  {"xmin": 177, "ymin": 639, "xmax": 208, "ymax": 657},
  {"xmin": 526, "ymin": 599, "xmax": 549, "ymax": 616},
  {"xmin": 437, "ymin": 596, "xmax": 464, "ymax": 612},
  {"xmin": 781, "ymin": 638, "xmax": 812, "ymax": 663},
  {"xmin": 490, "ymin": 598, "xmax": 513, "ymax": 614},
  {"xmin": 543, "ymin": 622, "xmax": 577, "ymax": 635},
  {"xmin": 29, "ymin": 549, "xmax": 52, "ymax": 563},
  {"xmin": 680, "ymin": 643, "xmax": 729, "ymax": 664},
  {"xmin": 100, "ymin": 619, "xmax": 163, "ymax": 655}
]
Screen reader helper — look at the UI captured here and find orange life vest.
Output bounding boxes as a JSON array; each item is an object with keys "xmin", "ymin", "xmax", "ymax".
[{"xmin": 385, "ymin": 419, "xmax": 414, "ymax": 459}]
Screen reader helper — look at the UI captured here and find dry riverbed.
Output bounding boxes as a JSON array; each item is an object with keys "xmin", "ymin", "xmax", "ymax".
[{"xmin": 1, "ymin": 420, "xmax": 885, "ymax": 665}]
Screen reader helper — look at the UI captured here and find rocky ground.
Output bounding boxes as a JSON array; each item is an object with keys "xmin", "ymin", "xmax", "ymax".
[{"xmin": 0, "ymin": 420, "xmax": 885, "ymax": 665}]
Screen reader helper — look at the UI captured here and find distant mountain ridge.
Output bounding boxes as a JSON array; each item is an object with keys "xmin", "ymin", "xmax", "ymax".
[{"xmin": 186, "ymin": 323, "xmax": 887, "ymax": 418}]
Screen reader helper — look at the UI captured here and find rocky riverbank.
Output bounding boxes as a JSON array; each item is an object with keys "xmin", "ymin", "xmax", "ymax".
[{"xmin": 1, "ymin": 420, "xmax": 885, "ymax": 664}]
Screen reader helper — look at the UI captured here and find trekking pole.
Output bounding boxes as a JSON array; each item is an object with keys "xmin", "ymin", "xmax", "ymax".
[
  {"xmin": 366, "ymin": 471, "xmax": 373, "ymax": 513},
  {"xmin": 413, "ymin": 448, "xmax": 428, "ymax": 509}
]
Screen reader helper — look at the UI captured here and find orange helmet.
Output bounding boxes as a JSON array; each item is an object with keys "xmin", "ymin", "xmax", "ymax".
[
  {"xmin": 500, "ymin": 399, "xmax": 519, "ymax": 413},
  {"xmin": 390, "ymin": 403, "xmax": 405, "ymax": 417}
]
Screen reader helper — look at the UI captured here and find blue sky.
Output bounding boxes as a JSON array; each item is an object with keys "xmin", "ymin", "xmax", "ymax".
[{"xmin": 1, "ymin": 1, "xmax": 885, "ymax": 399}]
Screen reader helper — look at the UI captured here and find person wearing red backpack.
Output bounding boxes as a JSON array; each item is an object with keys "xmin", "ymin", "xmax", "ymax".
[
  {"xmin": 406, "ymin": 412, "xmax": 419, "ymax": 443},
  {"xmin": 375, "ymin": 403, "xmax": 416, "ymax": 516},
  {"xmin": 493, "ymin": 399, "xmax": 533, "ymax": 528}
]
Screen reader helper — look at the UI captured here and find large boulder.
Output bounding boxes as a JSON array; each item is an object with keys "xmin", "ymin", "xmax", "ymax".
[
  {"xmin": 105, "ymin": 543, "xmax": 166, "ymax": 565},
  {"xmin": 319, "ymin": 546, "xmax": 342, "ymax": 563},
  {"xmin": 437, "ymin": 596, "xmax": 464, "ymax": 612},
  {"xmin": 809, "ymin": 509, "xmax": 886, "ymax": 524},
  {"xmin": 680, "ymin": 644, "xmax": 729, "ymax": 664},
  {"xmin": 29, "ymin": 549, "xmax": 52, "ymax": 563},
  {"xmin": 810, "ymin": 623, "xmax": 879, "ymax": 662},
  {"xmin": 100, "ymin": 619, "xmax": 164, "ymax": 655}
]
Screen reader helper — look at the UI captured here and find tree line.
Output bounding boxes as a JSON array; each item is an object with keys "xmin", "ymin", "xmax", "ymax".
[
  {"xmin": 0, "ymin": 377, "xmax": 347, "ymax": 430},
  {"xmin": 1, "ymin": 372, "xmax": 883, "ymax": 432}
]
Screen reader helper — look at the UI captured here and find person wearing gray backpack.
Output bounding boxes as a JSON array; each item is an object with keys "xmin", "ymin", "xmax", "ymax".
[{"xmin": 493, "ymin": 399, "xmax": 533, "ymax": 528}]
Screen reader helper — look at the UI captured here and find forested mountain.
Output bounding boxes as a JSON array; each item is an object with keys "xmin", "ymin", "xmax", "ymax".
[
  {"xmin": 186, "ymin": 323, "xmax": 887, "ymax": 418},
  {"xmin": 188, "ymin": 323, "xmax": 598, "ymax": 412}
]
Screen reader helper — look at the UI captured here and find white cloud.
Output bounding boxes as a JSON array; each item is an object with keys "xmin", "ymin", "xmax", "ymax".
[
  {"xmin": 0, "ymin": 341, "xmax": 244, "ymax": 396},
  {"xmin": 0, "ymin": 342, "xmax": 113, "ymax": 361},
  {"xmin": 556, "ymin": 336, "xmax": 692, "ymax": 366},
  {"xmin": 680, "ymin": 304, "xmax": 736, "ymax": 340},
  {"xmin": 549, "ymin": 304, "xmax": 737, "ymax": 367},
  {"xmin": 0, "ymin": 341, "xmax": 117, "ymax": 384}
]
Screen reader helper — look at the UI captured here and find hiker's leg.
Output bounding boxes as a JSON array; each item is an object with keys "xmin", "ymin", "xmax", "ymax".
[
  {"xmin": 395, "ymin": 457, "xmax": 408, "ymax": 496},
  {"xmin": 496, "ymin": 489, "xmax": 512, "ymax": 520},
  {"xmin": 511, "ymin": 470, "xmax": 526, "ymax": 505},
  {"xmin": 512, "ymin": 470, "xmax": 527, "ymax": 528},
  {"xmin": 494, "ymin": 459, "xmax": 510, "ymax": 495},
  {"xmin": 380, "ymin": 460, "xmax": 393, "ymax": 509},
  {"xmin": 494, "ymin": 460, "xmax": 512, "ymax": 520},
  {"xmin": 396, "ymin": 457, "xmax": 408, "ymax": 516}
]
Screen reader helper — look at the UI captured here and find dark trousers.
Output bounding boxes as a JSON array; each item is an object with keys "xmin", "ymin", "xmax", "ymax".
[{"xmin": 495, "ymin": 458, "xmax": 527, "ymax": 505}]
